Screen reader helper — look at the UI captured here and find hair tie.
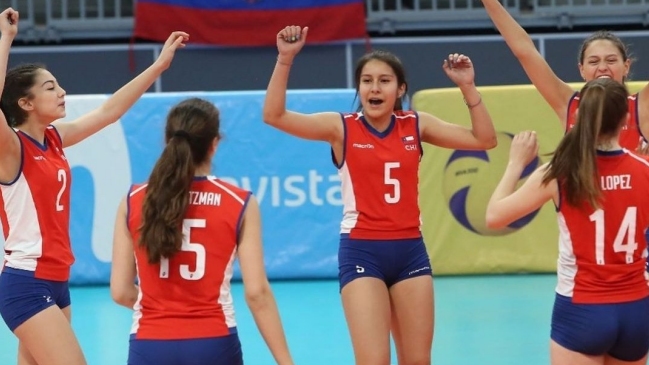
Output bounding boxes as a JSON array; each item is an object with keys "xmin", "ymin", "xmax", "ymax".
[{"xmin": 172, "ymin": 130, "xmax": 191, "ymax": 140}]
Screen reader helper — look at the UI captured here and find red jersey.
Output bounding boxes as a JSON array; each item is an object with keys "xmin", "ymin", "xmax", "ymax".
[
  {"xmin": 567, "ymin": 92, "xmax": 645, "ymax": 149},
  {"xmin": 0, "ymin": 126, "xmax": 73, "ymax": 281},
  {"xmin": 556, "ymin": 150, "xmax": 649, "ymax": 304},
  {"xmin": 127, "ymin": 177, "xmax": 251, "ymax": 340},
  {"xmin": 337, "ymin": 111, "xmax": 422, "ymax": 240}
]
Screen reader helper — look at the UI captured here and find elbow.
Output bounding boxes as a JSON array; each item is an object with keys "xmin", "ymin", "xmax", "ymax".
[
  {"xmin": 485, "ymin": 209, "xmax": 507, "ymax": 230},
  {"xmin": 245, "ymin": 282, "xmax": 273, "ymax": 311},
  {"xmin": 485, "ymin": 215, "xmax": 502, "ymax": 230},
  {"xmin": 110, "ymin": 283, "xmax": 135, "ymax": 308},
  {"xmin": 473, "ymin": 134, "xmax": 498, "ymax": 150},
  {"xmin": 487, "ymin": 136, "xmax": 498, "ymax": 150},
  {"xmin": 510, "ymin": 38, "xmax": 537, "ymax": 59},
  {"xmin": 482, "ymin": 136, "xmax": 498, "ymax": 150},
  {"xmin": 262, "ymin": 109, "xmax": 282, "ymax": 126}
]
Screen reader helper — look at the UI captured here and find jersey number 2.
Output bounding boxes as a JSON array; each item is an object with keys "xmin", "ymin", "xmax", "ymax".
[
  {"xmin": 159, "ymin": 219, "xmax": 207, "ymax": 280},
  {"xmin": 589, "ymin": 207, "xmax": 638, "ymax": 265},
  {"xmin": 384, "ymin": 162, "xmax": 401, "ymax": 204},
  {"xmin": 56, "ymin": 169, "xmax": 67, "ymax": 211}
]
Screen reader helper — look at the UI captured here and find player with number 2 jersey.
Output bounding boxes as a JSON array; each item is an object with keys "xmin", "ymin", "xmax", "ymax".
[{"xmin": 1, "ymin": 126, "xmax": 73, "ymax": 281}]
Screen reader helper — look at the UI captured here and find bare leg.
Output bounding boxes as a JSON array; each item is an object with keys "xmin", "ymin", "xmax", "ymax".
[
  {"xmin": 13, "ymin": 305, "xmax": 86, "ymax": 365},
  {"xmin": 551, "ymin": 339, "xmax": 604, "ymax": 365},
  {"xmin": 341, "ymin": 277, "xmax": 392, "ymax": 365},
  {"xmin": 604, "ymin": 353, "xmax": 648, "ymax": 365},
  {"xmin": 17, "ymin": 341, "xmax": 37, "ymax": 365},
  {"xmin": 390, "ymin": 275, "xmax": 434, "ymax": 365}
]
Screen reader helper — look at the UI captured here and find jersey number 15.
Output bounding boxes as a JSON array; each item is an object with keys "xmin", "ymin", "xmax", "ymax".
[{"xmin": 159, "ymin": 219, "xmax": 207, "ymax": 280}]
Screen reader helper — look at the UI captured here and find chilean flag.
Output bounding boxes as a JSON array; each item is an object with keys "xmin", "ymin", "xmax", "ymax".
[{"xmin": 134, "ymin": 0, "xmax": 367, "ymax": 47}]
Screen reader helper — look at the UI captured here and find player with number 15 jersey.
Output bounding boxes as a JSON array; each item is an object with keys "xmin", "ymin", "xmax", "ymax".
[
  {"xmin": 111, "ymin": 98, "xmax": 295, "ymax": 365},
  {"xmin": 126, "ymin": 177, "xmax": 250, "ymax": 340}
]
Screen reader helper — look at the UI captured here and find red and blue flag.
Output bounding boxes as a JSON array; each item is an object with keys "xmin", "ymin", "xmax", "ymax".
[{"xmin": 135, "ymin": 0, "xmax": 367, "ymax": 46}]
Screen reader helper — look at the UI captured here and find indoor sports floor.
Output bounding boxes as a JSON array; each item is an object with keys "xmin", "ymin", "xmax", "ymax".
[{"xmin": 0, "ymin": 274, "xmax": 556, "ymax": 365}]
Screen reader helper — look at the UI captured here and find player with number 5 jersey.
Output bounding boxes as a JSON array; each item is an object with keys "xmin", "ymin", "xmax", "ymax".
[
  {"xmin": 263, "ymin": 25, "xmax": 497, "ymax": 365},
  {"xmin": 0, "ymin": 7, "xmax": 188, "ymax": 365},
  {"xmin": 486, "ymin": 79, "xmax": 649, "ymax": 365},
  {"xmin": 110, "ymin": 98, "xmax": 295, "ymax": 365}
]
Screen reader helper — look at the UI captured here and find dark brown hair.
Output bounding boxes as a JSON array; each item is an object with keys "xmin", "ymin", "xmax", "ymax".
[
  {"xmin": 139, "ymin": 98, "xmax": 221, "ymax": 263},
  {"xmin": 0, "ymin": 63, "xmax": 47, "ymax": 127},
  {"xmin": 542, "ymin": 78, "xmax": 628, "ymax": 208},
  {"xmin": 579, "ymin": 31, "xmax": 632, "ymax": 82},
  {"xmin": 354, "ymin": 50, "xmax": 408, "ymax": 111}
]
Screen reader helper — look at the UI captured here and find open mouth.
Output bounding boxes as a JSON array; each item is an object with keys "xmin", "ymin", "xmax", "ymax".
[{"xmin": 368, "ymin": 98, "xmax": 383, "ymax": 106}]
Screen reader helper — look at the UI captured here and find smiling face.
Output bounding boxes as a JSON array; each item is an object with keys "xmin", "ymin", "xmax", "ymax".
[
  {"xmin": 578, "ymin": 33, "xmax": 630, "ymax": 84},
  {"xmin": 354, "ymin": 51, "xmax": 407, "ymax": 123}
]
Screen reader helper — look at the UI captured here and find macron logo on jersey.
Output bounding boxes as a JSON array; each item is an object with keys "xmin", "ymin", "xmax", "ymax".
[
  {"xmin": 352, "ymin": 143, "xmax": 374, "ymax": 149},
  {"xmin": 33, "ymin": 156, "xmax": 45, "ymax": 161}
]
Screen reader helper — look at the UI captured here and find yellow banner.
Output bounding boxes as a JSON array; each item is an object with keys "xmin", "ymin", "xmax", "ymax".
[{"xmin": 414, "ymin": 82, "xmax": 645, "ymax": 275}]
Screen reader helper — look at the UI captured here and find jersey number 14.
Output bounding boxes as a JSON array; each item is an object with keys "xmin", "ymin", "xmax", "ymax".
[{"xmin": 589, "ymin": 207, "xmax": 639, "ymax": 265}]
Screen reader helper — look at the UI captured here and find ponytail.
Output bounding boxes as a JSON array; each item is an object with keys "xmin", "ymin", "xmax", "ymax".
[{"xmin": 542, "ymin": 79, "xmax": 628, "ymax": 209}]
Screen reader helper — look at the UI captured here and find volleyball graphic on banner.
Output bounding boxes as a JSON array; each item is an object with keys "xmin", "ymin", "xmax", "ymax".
[{"xmin": 442, "ymin": 132, "xmax": 541, "ymax": 236}]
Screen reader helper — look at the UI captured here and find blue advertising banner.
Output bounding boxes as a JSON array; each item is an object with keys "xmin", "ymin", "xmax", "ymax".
[{"xmin": 18, "ymin": 90, "xmax": 358, "ymax": 285}]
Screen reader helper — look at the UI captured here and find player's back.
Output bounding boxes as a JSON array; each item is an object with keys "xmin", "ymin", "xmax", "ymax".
[
  {"xmin": 567, "ymin": 94, "xmax": 644, "ymax": 149},
  {"xmin": 557, "ymin": 150, "xmax": 649, "ymax": 304},
  {"xmin": 127, "ymin": 177, "xmax": 251, "ymax": 340}
]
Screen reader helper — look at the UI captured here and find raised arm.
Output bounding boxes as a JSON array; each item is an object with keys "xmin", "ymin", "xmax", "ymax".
[
  {"xmin": 420, "ymin": 53, "xmax": 497, "ymax": 150},
  {"xmin": 486, "ymin": 131, "xmax": 557, "ymax": 228},
  {"xmin": 110, "ymin": 197, "xmax": 139, "ymax": 309},
  {"xmin": 237, "ymin": 196, "xmax": 294, "ymax": 365},
  {"xmin": 0, "ymin": 8, "xmax": 21, "ymax": 183},
  {"xmin": 53, "ymin": 31, "xmax": 189, "ymax": 148},
  {"xmin": 262, "ymin": 25, "xmax": 342, "ymax": 145},
  {"xmin": 481, "ymin": 0, "xmax": 574, "ymax": 124}
]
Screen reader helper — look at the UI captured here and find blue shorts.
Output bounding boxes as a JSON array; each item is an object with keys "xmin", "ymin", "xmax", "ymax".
[
  {"xmin": 128, "ymin": 332, "xmax": 243, "ymax": 365},
  {"xmin": 338, "ymin": 235, "xmax": 432, "ymax": 291},
  {"xmin": 0, "ymin": 267, "xmax": 71, "ymax": 332},
  {"xmin": 551, "ymin": 293, "xmax": 649, "ymax": 361}
]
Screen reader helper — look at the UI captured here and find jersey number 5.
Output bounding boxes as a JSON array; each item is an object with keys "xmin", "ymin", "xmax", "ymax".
[
  {"xmin": 159, "ymin": 219, "xmax": 207, "ymax": 280},
  {"xmin": 384, "ymin": 162, "xmax": 401, "ymax": 204},
  {"xmin": 589, "ymin": 207, "xmax": 638, "ymax": 265}
]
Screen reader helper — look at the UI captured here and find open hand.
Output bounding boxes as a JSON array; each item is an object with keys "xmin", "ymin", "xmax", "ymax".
[
  {"xmin": 442, "ymin": 53, "xmax": 475, "ymax": 88},
  {"xmin": 155, "ymin": 31, "xmax": 190, "ymax": 71}
]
